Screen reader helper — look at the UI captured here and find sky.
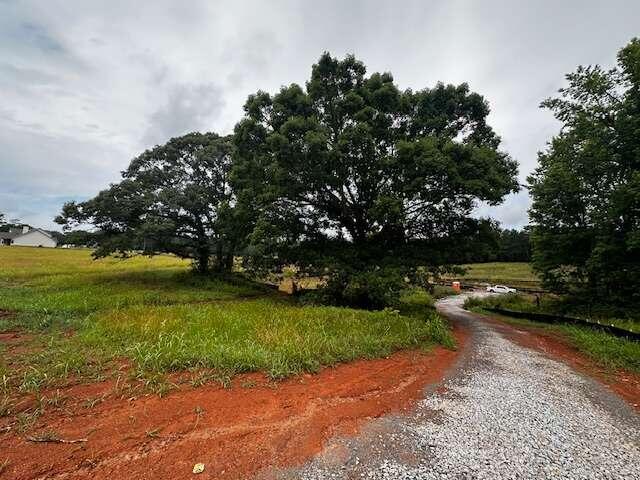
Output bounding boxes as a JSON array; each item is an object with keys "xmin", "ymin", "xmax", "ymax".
[{"xmin": 1, "ymin": 0, "xmax": 639, "ymax": 231}]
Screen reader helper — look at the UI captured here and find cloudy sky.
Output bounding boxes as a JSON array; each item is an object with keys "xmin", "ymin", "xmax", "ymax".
[{"xmin": 1, "ymin": 0, "xmax": 639, "ymax": 230}]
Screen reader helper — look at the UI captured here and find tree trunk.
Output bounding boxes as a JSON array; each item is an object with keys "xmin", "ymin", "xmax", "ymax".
[
  {"xmin": 194, "ymin": 219, "xmax": 210, "ymax": 274},
  {"xmin": 224, "ymin": 253, "xmax": 234, "ymax": 272},
  {"xmin": 196, "ymin": 247, "xmax": 210, "ymax": 274},
  {"xmin": 213, "ymin": 241, "xmax": 224, "ymax": 272}
]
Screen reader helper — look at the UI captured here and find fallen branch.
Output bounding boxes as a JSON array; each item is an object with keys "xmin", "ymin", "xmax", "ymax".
[{"xmin": 27, "ymin": 435, "xmax": 87, "ymax": 444}]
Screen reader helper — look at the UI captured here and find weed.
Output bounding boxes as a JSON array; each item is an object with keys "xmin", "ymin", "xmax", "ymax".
[
  {"xmin": 145, "ymin": 427, "xmax": 162, "ymax": 438},
  {"xmin": 45, "ymin": 390, "xmax": 66, "ymax": 408},
  {"xmin": 134, "ymin": 372, "xmax": 175, "ymax": 397},
  {"xmin": 193, "ymin": 406, "xmax": 205, "ymax": 430},
  {"xmin": 16, "ymin": 410, "xmax": 41, "ymax": 433},
  {"xmin": 0, "ymin": 396, "xmax": 13, "ymax": 417},
  {"xmin": 19, "ymin": 368, "xmax": 46, "ymax": 393},
  {"xmin": 213, "ymin": 371, "xmax": 232, "ymax": 389},
  {"xmin": 83, "ymin": 394, "xmax": 107, "ymax": 409}
]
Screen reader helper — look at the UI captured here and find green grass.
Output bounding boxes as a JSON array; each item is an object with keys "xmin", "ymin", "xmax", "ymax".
[
  {"xmin": 0, "ymin": 248, "xmax": 262, "ymax": 331},
  {"xmin": 445, "ymin": 262, "xmax": 540, "ymax": 289},
  {"xmin": 80, "ymin": 298, "xmax": 452, "ymax": 379},
  {"xmin": 465, "ymin": 294, "xmax": 640, "ymax": 373},
  {"xmin": 0, "ymin": 248, "xmax": 452, "ymax": 395}
]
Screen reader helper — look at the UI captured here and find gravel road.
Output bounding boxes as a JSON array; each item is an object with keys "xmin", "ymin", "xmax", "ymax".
[{"xmin": 273, "ymin": 292, "xmax": 640, "ymax": 480}]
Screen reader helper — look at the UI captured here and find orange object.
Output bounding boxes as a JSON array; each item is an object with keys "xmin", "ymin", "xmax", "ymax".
[{"xmin": 452, "ymin": 281, "xmax": 461, "ymax": 292}]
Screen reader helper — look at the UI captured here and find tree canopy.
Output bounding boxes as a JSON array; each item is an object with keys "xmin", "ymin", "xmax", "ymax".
[
  {"xmin": 528, "ymin": 38, "xmax": 640, "ymax": 303},
  {"xmin": 233, "ymin": 53, "xmax": 519, "ymax": 279},
  {"xmin": 56, "ymin": 53, "xmax": 520, "ymax": 307},
  {"xmin": 56, "ymin": 132, "xmax": 242, "ymax": 273}
]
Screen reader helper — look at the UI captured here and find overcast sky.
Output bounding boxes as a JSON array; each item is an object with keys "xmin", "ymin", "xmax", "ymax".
[{"xmin": 1, "ymin": 0, "xmax": 639, "ymax": 230}]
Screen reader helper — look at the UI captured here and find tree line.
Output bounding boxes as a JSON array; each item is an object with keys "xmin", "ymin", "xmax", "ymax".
[{"xmin": 56, "ymin": 39, "xmax": 640, "ymax": 309}]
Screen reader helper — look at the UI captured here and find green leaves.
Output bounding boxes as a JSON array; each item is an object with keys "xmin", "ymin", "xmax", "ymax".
[
  {"xmin": 57, "ymin": 52, "xmax": 520, "ymax": 308},
  {"xmin": 530, "ymin": 38, "xmax": 640, "ymax": 304},
  {"xmin": 233, "ymin": 52, "xmax": 519, "ymax": 282},
  {"xmin": 57, "ymin": 133, "xmax": 242, "ymax": 274}
]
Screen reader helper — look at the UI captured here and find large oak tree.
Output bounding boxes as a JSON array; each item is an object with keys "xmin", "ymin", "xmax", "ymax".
[
  {"xmin": 57, "ymin": 132, "xmax": 243, "ymax": 273},
  {"xmin": 233, "ymin": 53, "xmax": 519, "ymax": 291}
]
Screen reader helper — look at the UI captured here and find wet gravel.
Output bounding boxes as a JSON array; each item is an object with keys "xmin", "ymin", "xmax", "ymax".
[{"xmin": 275, "ymin": 293, "xmax": 640, "ymax": 480}]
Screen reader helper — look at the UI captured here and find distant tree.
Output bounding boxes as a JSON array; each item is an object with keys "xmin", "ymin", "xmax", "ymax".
[
  {"xmin": 449, "ymin": 218, "xmax": 501, "ymax": 264},
  {"xmin": 47, "ymin": 230, "xmax": 66, "ymax": 244},
  {"xmin": 498, "ymin": 228, "xmax": 531, "ymax": 262},
  {"xmin": 448, "ymin": 220, "xmax": 531, "ymax": 264},
  {"xmin": 59, "ymin": 230, "xmax": 96, "ymax": 247},
  {"xmin": 0, "ymin": 215, "xmax": 22, "ymax": 233},
  {"xmin": 233, "ymin": 53, "xmax": 519, "ymax": 306},
  {"xmin": 528, "ymin": 38, "xmax": 640, "ymax": 303},
  {"xmin": 57, "ymin": 132, "xmax": 245, "ymax": 274}
]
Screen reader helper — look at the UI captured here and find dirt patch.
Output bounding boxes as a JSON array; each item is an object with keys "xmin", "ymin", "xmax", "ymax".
[
  {"xmin": 0, "ymin": 332, "xmax": 22, "ymax": 343},
  {"xmin": 483, "ymin": 316, "xmax": 640, "ymax": 411},
  {"xmin": 0, "ymin": 327, "xmax": 466, "ymax": 480},
  {"xmin": 0, "ymin": 331, "xmax": 35, "ymax": 357}
]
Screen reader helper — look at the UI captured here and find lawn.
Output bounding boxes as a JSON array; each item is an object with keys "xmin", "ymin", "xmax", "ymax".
[
  {"xmin": 464, "ymin": 294, "xmax": 640, "ymax": 373},
  {"xmin": 445, "ymin": 262, "xmax": 540, "ymax": 289},
  {"xmin": 0, "ymin": 247, "xmax": 452, "ymax": 396}
]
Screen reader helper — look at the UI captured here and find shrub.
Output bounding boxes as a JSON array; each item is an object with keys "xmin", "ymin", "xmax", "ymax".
[{"xmin": 312, "ymin": 268, "xmax": 407, "ymax": 310}]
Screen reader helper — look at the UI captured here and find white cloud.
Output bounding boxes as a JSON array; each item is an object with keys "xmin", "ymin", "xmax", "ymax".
[
  {"xmin": 1, "ymin": 0, "xmax": 639, "ymax": 229},
  {"xmin": 142, "ymin": 83, "xmax": 225, "ymax": 147}
]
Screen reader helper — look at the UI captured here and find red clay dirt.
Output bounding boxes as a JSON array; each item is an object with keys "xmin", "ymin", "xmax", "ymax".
[
  {"xmin": 0, "ymin": 326, "xmax": 467, "ymax": 480},
  {"xmin": 482, "ymin": 315, "xmax": 640, "ymax": 411}
]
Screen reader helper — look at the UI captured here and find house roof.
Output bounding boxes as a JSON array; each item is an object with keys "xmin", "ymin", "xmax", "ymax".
[
  {"xmin": 0, "ymin": 228, "xmax": 55, "ymax": 241},
  {"xmin": 29, "ymin": 228, "xmax": 55, "ymax": 239}
]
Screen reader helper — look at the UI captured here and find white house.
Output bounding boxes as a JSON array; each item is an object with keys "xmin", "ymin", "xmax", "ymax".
[{"xmin": 0, "ymin": 226, "xmax": 57, "ymax": 248}]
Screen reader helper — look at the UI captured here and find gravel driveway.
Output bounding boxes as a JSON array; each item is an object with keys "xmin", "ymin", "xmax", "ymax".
[{"xmin": 273, "ymin": 293, "xmax": 640, "ymax": 480}]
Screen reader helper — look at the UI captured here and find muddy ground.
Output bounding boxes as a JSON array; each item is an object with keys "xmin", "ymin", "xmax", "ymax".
[
  {"xmin": 1, "ymin": 295, "xmax": 638, "ymax": 479},
  {"xmin": 0, "ymin": 328, "xmax": 465, "ymax": 480}
]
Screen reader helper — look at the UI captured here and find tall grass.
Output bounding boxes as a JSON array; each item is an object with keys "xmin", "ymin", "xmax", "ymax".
[
  {"xmin": 80, "ymin": 299, "xmax": 451, "ymax": 378},
  {"xmin": 0, "ymin": 248, "xmax": 453, "ymax": 393}
]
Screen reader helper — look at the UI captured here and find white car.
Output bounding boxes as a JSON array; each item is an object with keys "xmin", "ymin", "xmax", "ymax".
[{"xmin": 486, "ymin": 284, "xmax": 516, "ymax": 294}]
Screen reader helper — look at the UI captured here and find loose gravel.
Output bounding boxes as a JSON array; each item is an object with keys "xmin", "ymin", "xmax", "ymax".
[{"xmin": 275, "ymin": 293, "xmax": 640, "ymax": 480}]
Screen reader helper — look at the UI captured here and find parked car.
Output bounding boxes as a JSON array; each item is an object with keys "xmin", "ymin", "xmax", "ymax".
[{"xmin": 486, "ymin": 284, "xmax": 516, "ymax": 294}]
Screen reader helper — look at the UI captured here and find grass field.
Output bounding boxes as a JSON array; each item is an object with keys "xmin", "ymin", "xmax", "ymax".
[
  {"xmin": 464, "ymin": 294, "xmax": 640, "ymax": 373},
  {"xmin": 446, "ymin": 262, "xmax": 540, "ymax": 289},
  {"xmin": 0, "ymin": 247, "xmax": 452, "ymax": 397}
]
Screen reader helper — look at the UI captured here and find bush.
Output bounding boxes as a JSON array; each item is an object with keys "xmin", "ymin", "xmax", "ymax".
[
  {"xmin": 311, "ymin": 268, "xmax": 407, "ymax": 310},
  {"xmin": 463, "ymin": 293, "xmax": 526, "ymax": 311},
  {"xmin": 462, "ymin": 296, "xmax": 485, "ymax": 310}
]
